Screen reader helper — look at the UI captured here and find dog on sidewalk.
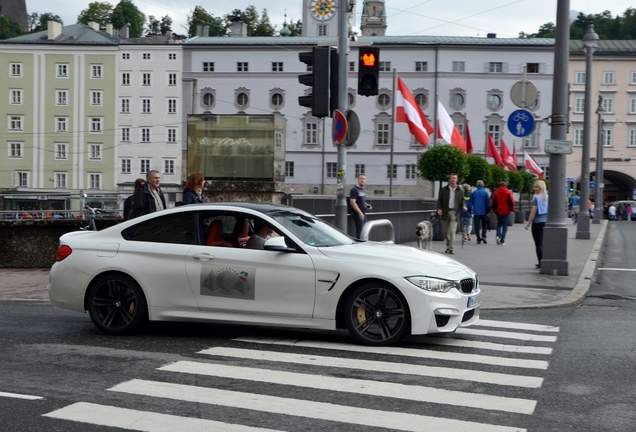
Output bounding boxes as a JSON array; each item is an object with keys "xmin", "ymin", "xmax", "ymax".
[{"xmin": 415, "ymin": 214, "xmax": 438, "ymax": 250}]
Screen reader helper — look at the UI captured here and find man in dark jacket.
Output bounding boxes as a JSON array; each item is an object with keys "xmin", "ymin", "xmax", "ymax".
[
  {"xmin": 437, "ymin": 173, "xmax": 466, "ymax": 254},
  {"xmin": 470, "ymin": 180, "xmax": 491, "ymax": 244},
  {"xmin": 129, "ymin": 170, "xmax": 166, "ymax": 219},
  {"xmin": 491, "ymin": 181, "xmax": 515, "ymax": 245}
]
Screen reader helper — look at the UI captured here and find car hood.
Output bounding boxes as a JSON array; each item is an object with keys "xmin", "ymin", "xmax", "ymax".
[{"xmin": 317, "ymin": 242, "xmax": 476, "ymax": 279}]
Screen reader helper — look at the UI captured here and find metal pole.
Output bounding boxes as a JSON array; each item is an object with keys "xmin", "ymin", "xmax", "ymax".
[
  {"xmin": 593, "ymin": 107, "xmax": 604, "ymax": 223},
  {"xmin": 389, "ymin": 69, "xmax": 397, "ymax": 197},
  {"xmin": 541, "ymin": 0, "xmax": 570, "ymax": 275},
  {"xmin": 334, "ymin": 0, "xmax": 350, "ymax": 231}
]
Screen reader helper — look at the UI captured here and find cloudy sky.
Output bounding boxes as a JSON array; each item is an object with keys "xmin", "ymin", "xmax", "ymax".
[{"xmin": 24, "ymin": 0, "xmax": 634, "ymax": 37}]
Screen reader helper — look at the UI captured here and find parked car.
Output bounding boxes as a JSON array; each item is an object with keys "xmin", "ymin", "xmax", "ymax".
[{"xmin": 48, "ymin": 203, "xmax": 480, "ymax": 346}]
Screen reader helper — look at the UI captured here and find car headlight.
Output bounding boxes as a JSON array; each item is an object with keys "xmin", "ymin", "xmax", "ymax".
[{"xmin": 405, "ymin": 276, "xmax": 458, "ymax": 293}]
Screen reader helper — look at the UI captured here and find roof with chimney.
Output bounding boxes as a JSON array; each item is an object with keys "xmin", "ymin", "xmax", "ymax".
[{"xmin": 0, "ymin": 23, "xmax": 120, "ymax": 45}]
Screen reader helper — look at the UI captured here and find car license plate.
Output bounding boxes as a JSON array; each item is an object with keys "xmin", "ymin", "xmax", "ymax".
[{"xmin": 467, "ymin": 293, "xmax": 481, "ymax": 308}]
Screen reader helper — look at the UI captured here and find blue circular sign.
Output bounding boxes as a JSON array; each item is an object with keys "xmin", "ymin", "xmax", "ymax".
[{"xmin": 507, "ymin": 109, "xmax": 535, "ymax": 138}]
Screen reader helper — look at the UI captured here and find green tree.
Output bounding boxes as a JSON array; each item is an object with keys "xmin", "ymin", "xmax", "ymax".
[
  {"xmin": 417, "ymin": 144, "xmax": 469, "ymax": 194},
  {"xmin": 30, "ymin": 13, "xmax": 63, "ymax": 33},
  {"xmin": 463, "ymin": 155, "xmax": 491, "ymax": 188},
  {"xmin": 77, "ymin": 1, "xmax": 114, "ymax": 27},
  {"xmin": 146, "ymin": 15, "xmax": 161, "ymax": 35},
  {"xmin": 111, "ymin": 0, "xmax": 145, "ymax": 38},
  {"xmin": 160, "ymin": 15, "xmax": 173, "ymax": 35},
  {"xmin": 252, "ymin": 9, "xmax": 276, "ymax": 36},
  {"xmin": 487, "ymin": 165, "xmax": 509, "ymax": 191},
  {"xmin": 287, "ymin": 19, "xmax": 302, "ymax": 36},
  {"xmin": 0, "ymin": 16, "xmax": 23, "ymax": 39},
  {"xmin": 187, "ymin": 6, "xmax": 225, "ymax": 37}
]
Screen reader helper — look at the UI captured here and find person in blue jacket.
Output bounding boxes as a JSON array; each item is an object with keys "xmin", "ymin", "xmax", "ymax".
[{"xmin": 470, "ymin": 180, "xmax": 491, "ymax": 244}]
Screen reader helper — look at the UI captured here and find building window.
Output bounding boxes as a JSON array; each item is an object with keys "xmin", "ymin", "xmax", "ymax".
[
  {"xmin": 167, "ymin": 98, "xmax": 177, "ymax": 114},
  {"xmin": 630, "ymin": 98, "xmax": 636, "ymax": 114},
  {"xmin": 355, "ymin": 164, "xmax": 365, "ymax": 178},
  {"xmin": 121, "ymin": 127, "xmax": 130, "ymax": 142},
  {"xmin": 378, "ymin": 93, "xmax": 391, "ymax": 109},
  {"xmin": 318, "ymin": 24, "xmax": 328, "ymax": 36},
  {"xmin": 142, "ymin": 53, "xmax": 151, "ymax": 60},
  {"xmin": 56, "ymin": 63, "xmax": 68, "ymax": 77},
  {"xmin": 575, "ymin": 71, "xmax": 586, "ymax": 84},
  {"xmin": 285, "ymin": 161, "xmax": 294, "ymax": 177},
  {"xmin": 91, "ymin": 91, "xmax": 102, "ymax": 106},
  {"xmin": 142, "ymin": 98, "xmax": 152, "ymax": 114},
  {"xmin": 305, "ymin": 118, "xmax": 318, "ymax": 145},
  {"xmin": 487, "ymin": 91, "xmax": 503, "ymax": 111},
  {"xmin": 602, "ymin": 71, "xmax": 615, "ymax": 85},
  {"xmin": 526, "ymin": 63, "xmax": 540, "ymax": 73},
  {"xmin": 415, "ymin": 93, "xmax": 427, "ymax": 108},
  {"xmin": 121, "ymin": 98, "xmax": 130, "ymax": 113},
  {"xmin": 602, "ymin": 127, "xmax": 613, "ymax": 147},
  {"xmin": 523, "ymin": 132, "xmax": 538, "ymax": 148},
  {"xmin": 574, "ymin": 97, "xmax": 585, "ymax": 113},
  {"xmin": 202, "ymin": 92, "xmax": 214, "ymax": 108},
  {"xmin": 56, "ymin": 117, "xmax": 68, "ymax": 132},
  {"xmin": 56, "ymin": 90, "xmax": 68, "ymax": 105},
  {"xmin": 121, "ymin": 158, "xmax": 131, "ymax": 174},
  {"xmin": 10, "ymin": 89, "xmax": 22, "ymax": 104},
  {"xmin": 89, "ymin": 144, "xmax": 102, "ymax": 160},
  {"xmin": 141, "ymin": 128, "xmax": 151, "ymax": 142},
  {"xmin": 142, "ymin": 72, "xmax": 151, "ymax": 86},
  {"xmin": 275, "ymin": 131, "xmax": 283, "ymax": 149},
  {"xmin": 163, "ymin": 159, "xmax": 175, "ymax": 175},
  {"xmin": 573, "ymin": 128, "xmax": 583, "ymax": 147},
  {"xmin": 379, "ymin": 61, "xmax": 391, "ymax": 72},
  {"xmin": 168, "ymin": 53, "xmax": 177, "ymax": 60},
  {"xmin": 13, "ymin": 171, "xmax": 29, "ymax": 187},
  {"xmin": 122, "ymin": 72, "xmax": 130, "ymax": 86},
  {"xmin": 236, "ymin": 92, "xmax": 249, "ymax": 109},
  {"xmin": 452, "ymin": 61, "xmax": 465, "ymax": 72},
  {"xmin": 631, "ymin": 72, "xmax": 636, "ymax": 85},
  {"xmin": 601, "ymin": 97, "xmax": 614, "ymax": 114},
  {"xmin": 167, "ymin": 128, "xmax": 177, "ymax": 143},
  {"xmin": 10, "ymin": 63, "xmax": 22, "ymax": 77},
  {"xmin": 91, "ymin": 64, "xmax": 103, "ymax": 78},
  {"xmin": 55, "ymin": 143, "xmax": 67, "ymax": 159},
  {"xmin": 415, "ymin": 61, "xmax": 428, "ymax": 72},
  {"xmin": 386, "ymin": 164, "xmax": 397, "ymax": 179},
  {"xmin": 9, "ymin": 116, "xmax": 23, "ymax": 131},
  {"xmin": 272, "ymin": 62, "xmax": 283, "ymax": 72},
  {"xmin": 406, "ymin": 164, "xmax": 417, "ymax": 179},
  {"xmin": 489, "ymin": 62, "xmax": 503, "ymax": 73},
  {"xmin": 376, "ymin": 119, "xmax": 390, "ymax": 145},
  {"xmin": 237, "ymin": 62, "xmax": 249, "ymax": 72},
  {"xmin": 90, "ymin": 117, "xmax": 102, "ymax": 132},
  {"xmin": 168, "ymin": 73, "xmax": 177, "ymax": 86},
  {"xmin": 140, "ymin": 159, "xmax": 151, "ymax": 174},
  {"xmin": 203, "ymin": 62, "xmax": 214, "ymax": 72},
  {"xmin": 487, "ymin": 122, "xmax": 501, "ymax": 145},
  {"xmin": 450, "ymin": 91, "xmax": 466, "ymax": 110},
  {"xmin": 8, "ymin": 142, "xmax": 23, "ymax": 158},
  {"xmin": 122, "ymin": 53, "xmax": 130, "ymax": 60},
  {"xmin": 54, "ymin": 172, "xmax": 67, "ymax": 189},
  {"xmin": 88, "ymin": 173, "xmax": 101, "ymax": 189},
  {"xmin": 629, "ymin": 129, "xmax": 636, "ymax": 147},
  {"xmin": 349, "ymin": 61, "xmax": 355, "ymax": 72},
  {"xmin": 326, "ymin": 162, "xmax": 337, "ymax": 178}
]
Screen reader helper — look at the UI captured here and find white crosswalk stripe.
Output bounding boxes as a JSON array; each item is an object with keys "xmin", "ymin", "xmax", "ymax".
[{"xmin": 43, "ymin": 318, "xmax": 557, "ymax": 432}]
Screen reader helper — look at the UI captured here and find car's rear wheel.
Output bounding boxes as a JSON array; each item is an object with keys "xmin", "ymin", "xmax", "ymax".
[
  {"xmin": 87, "ymin": 274, "xmax": 147, "ymax": 335},
  {"xmin": 345, "ymin": 282, "xmax": 410, "ymax": 346}
]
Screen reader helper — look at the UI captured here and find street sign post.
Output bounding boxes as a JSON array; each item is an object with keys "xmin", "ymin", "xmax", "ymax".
[
  {"xmin": 545, "ymin": 139, "xmax": 573, "ymax": 154},
  {"xmin": 507, "ymin": 109, "xmax": 535, "ymax": 137},
  {"xmin": 332, "ymin": 109, "xmax": 347, "ymax": 146}
]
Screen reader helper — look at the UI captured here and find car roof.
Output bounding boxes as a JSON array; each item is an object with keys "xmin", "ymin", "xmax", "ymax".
[{"xmin": 179, "ymin": 202, "xmax": 300, "ymax": 214}]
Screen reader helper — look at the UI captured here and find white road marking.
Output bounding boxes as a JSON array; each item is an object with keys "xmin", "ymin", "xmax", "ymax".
[
  {"xmin": 233, "ymin": 337, "xmax": 549, "ymax": 369},
  {"xmin": 160, "ymin": 360, "xmax": 537, "ymax": 414},
  {"xmin": 597, "ymin": 267, "xmax": 636, "ymax": 272},
  {"xmin": 474, "ymin": 319, "xmax": 560, "ymax": 333},
  {"xmin": 109, "ymin": 379, "xmax": 526, "ymax": 432},
  {"xmin": 456, "ymin": 328, "xmax": 558, "ymax": 342},
  {"xmin": 44, "ymin": 402, "xmax": 282, "ymax": 432},
  {"xmin": 417, "ymin": 336, "xmax": 553, "ymax": 355},
  {"xmin": 0, "ymin": 391, "xmax": 43, "ymax": 400},
  {"xmin": 198, "ymin": 347, "xmax": 544, "ymax": 388}
]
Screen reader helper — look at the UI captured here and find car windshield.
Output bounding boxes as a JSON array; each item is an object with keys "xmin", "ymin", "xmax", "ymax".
[{"xmin": 268, "ymin": 210, "xmax": 354, "ymax": 247}]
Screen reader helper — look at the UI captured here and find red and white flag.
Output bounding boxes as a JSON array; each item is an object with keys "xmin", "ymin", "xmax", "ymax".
[
  {"xmin": 524, "ymin": 151, "xmax": 544, "ymax": 178},
  {"xmin": 437, "ymin": 101, "xmax": 467, "ymax": 153},
  {"xmin": 465, "ymin": 119, "xmax": 474, "ymax": 154},
  {"xmin": 395, "ymin": 76, "xmax": 433, "ymax": 146},
  {"xmin": 486, "ymin": 134, "xmax": 503, "ymax": 166},
  {"xmin": 501, "ymin": 139, "xmax": 517, "ymax": 171}
]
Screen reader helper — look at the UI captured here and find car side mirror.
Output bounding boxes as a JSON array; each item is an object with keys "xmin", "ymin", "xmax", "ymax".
[{"xmin": 263, "ymin": 236, "xmax": 296, "ymax": 252}]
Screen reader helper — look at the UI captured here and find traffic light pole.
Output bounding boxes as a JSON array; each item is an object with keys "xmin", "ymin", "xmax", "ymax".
[{"xmin": 334, "ymin": 0, "xmax": 350, "ymax": 232}]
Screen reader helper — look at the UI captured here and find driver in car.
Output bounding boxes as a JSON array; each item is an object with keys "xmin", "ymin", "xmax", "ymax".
[{"xmin": 246, "ymin": 220, "xmax": 273, "ymax": 250}]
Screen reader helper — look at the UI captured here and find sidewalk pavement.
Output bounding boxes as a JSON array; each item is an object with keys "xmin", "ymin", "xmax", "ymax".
[{"xmin": 0, "ymin": 220, "xmax": 608, "ymax": 310}]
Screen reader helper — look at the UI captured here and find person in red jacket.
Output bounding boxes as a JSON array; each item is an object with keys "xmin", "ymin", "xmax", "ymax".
[{"xmin": 491, "ymin": 181, "xmax": 515, "ymax": 245}]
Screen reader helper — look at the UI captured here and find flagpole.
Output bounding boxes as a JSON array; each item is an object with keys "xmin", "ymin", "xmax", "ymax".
[{"xmin": 389, "ymin": 68, "xmax": 397, "ymax": 197}]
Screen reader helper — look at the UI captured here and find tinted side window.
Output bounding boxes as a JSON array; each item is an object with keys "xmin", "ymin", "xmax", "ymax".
[{"xmin": 122, "ymin": 213, "xmax": 196, "ymax": 244}]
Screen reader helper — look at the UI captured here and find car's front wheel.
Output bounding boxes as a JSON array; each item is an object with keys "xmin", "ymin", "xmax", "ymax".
[
  {"xmin": 345, "ymin": 282, "xmax": 410, "ymax": 346},
  {"xmin": 87, "ymin": 274, "xmax": 147, "ymax": 335}
]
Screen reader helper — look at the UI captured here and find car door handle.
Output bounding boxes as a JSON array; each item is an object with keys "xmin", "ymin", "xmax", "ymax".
[{"xmin": 193, "ymin": 253, "xmax": 215, "ymax": 261}]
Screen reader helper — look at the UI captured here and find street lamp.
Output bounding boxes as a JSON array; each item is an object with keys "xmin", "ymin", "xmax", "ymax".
[
  {"xmin": 593, "ymin": 96, "xmax": 605, "ymax": 224},
  {"xmin": 576, "ymin": 15, "xmax": 599, "ymax": 239}
]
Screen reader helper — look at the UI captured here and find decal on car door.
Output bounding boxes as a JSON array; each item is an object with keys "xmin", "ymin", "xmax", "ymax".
[{"xmin": 200, "ymin": 263, "xmax": 255, "ymax": 300}]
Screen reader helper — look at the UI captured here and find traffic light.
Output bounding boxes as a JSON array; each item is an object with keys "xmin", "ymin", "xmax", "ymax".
[
  {"xmin": 329, "ymin": 47, "xmax": 339, "ymax": 113},
  {"xmin": 298, "ymin": 47, "xmax": 330, "ymax": 118},
  {"xmin": 358, "ymin": 46, "xmax": 380, "ymax": 96}
]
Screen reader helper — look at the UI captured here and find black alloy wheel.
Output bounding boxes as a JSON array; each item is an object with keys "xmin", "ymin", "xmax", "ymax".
[{"xmin": 87, "ymin": 274, "xmax": 147, "ymax": 335}]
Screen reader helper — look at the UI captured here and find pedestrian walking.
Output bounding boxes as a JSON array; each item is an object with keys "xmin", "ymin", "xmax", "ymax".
[
  {"xmin": 437, "ymin": 173, "xmax": 466, "ymax": 254},
  {"xmin": 609, "ymin": 203, "xmax": 617, "ymax": 221},
  {"xmin": 460, "ymin": 184, "xmax": 474, "ymax": 242},
  {"xmin": 182, "ymin": 172, "xmax": 206, "ymax": 204},
  {"xmin": 350, "ymin": 173, "xmax": 371, "ymax": 239},
  {"xmin": 129, "ymin": 170, "xmax": 166, "ymax": 219},
  {"xmin": 525, "ymin": 180, "xmax": 548, "ymax": 269},
  {"xmin": 123, "ymin": 178, "xmax": 145, "ymax": 220},
  {"xmin": 491, "ymin": 181, "xmax": 515, "ymax": 246},
  {"xmin": 470, "ymin": 180, "xmax": 491, "ymax": 244},
  {"xmin": 627, "ymin": 203, "xmax": 633, "ymax": 221}
]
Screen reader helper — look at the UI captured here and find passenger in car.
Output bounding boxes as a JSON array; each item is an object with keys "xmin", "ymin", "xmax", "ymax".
[{"xmin": 246, "ymin": 220, "xmax": 273, "ymax": 250}]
